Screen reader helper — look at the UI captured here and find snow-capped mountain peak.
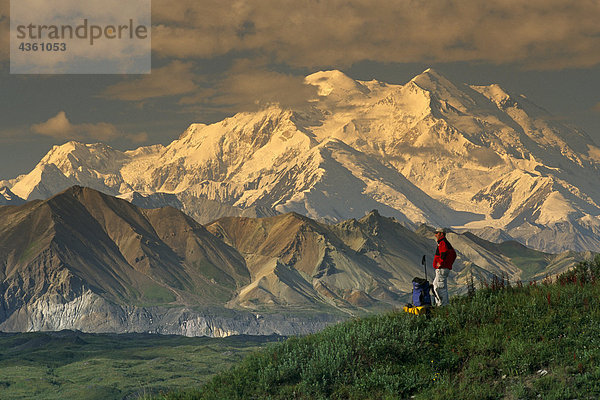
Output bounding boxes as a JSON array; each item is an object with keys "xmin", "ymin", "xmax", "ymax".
[
  {"xmin": 305, "ymin": 70, "xmax": 371, "ymax": 98},
  {"xmin": 4, "ymin": 69, "xmax": 600, "ymax": 252},
  {"xmin": 410, "ymin": 67, "xmax": 455, "ymax": 90}
]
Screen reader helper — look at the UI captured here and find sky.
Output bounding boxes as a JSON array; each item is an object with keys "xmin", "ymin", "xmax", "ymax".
[{"xmin": 1, "ymin": 0, "xmax": 600, "ymax": 180}]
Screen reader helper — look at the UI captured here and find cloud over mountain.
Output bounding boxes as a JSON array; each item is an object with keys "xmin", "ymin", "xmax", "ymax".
[
  {"xmin": 31, "ymin": 111, "xmax": 148, "ymax": 143},
  {"xmin": 150, "ymin": 0, "xmax": 600, "ymax": 70},
  {"xmin": 32, "ymin": 111, "xmax": 119, "ymax": 140},
  {"xmin": 179, "ymin": 60, "xmax": 322, "ymax": 113},
  {"xmin": 102, "ymin": 61, "xmax": 199, "ymax": 101}
]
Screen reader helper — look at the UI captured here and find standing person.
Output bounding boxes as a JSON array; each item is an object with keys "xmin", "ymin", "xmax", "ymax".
[{"xmin": 432, "ymin": 228, "xmax": 456, "ymax": 306}]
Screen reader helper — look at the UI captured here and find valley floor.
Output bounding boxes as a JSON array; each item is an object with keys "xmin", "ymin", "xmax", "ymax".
[{"xmin": 0, "ymin": 331, "xmax": 279, "ymax": 400}]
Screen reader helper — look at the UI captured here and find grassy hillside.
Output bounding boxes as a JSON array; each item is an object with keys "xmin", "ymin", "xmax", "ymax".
[{"xmin": 162, "ymin": 255, "xmax": 600, "ymax": 399}]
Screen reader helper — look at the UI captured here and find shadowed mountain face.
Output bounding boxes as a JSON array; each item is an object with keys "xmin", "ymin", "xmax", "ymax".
[
  {"xmin": 0, "ymin": 187, "xmax": 591, "ymax": 335},
  {"xmin": 0, "ymin": 187, "xmax": 24, "ymax": 205}
]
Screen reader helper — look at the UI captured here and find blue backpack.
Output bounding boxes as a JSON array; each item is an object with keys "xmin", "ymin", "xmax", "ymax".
[{"xmin": 412, "ymin": 277, "xmax": 432, "ymax": 307}]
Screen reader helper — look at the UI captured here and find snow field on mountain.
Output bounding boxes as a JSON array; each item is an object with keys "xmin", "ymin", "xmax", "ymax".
[{"xmin": 4, "ymin": 68, "xmax": 600, "ymax": 252}]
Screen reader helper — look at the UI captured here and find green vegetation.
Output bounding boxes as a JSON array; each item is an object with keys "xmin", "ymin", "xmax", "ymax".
[
  {"xmin": 4, "ymin": 257, "xmax": 599, "ymax": 399},
  {"xmin": 464, "ymin": 234, "xmax": 554, "ymax": 280},
  {"xmin": 0, "ymin": 332, "xmax": 279, "ymax": 400},
  {"xmin": 18, "ymin": 239, "xmax": 43, "ymax": 263},
  {"xmin": 141, "ymin": 283, "xmax": 177, "ymax": 304},
  {"xmin": 499, "ymin": 245, "xmax": 548, "ymax": 278},
  {"xmin": 159, "ymin": 255, "xmax": 600, "ymax": 399}
]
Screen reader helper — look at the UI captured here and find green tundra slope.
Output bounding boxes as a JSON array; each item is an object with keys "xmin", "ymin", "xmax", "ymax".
[{"xmin": 170, "ymin": 256, "xmax": 600, "ymax": 400}]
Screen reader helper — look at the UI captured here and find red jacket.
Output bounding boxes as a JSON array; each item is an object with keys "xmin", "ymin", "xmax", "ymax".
[{"xmin": 434, "ymin": 236, "xmax": 456, "ymax": 270}]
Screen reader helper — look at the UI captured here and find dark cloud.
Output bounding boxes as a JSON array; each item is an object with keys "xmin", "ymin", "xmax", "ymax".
[
  {"xmin": 0, "ymin": 5, "xmax": 8, "ymax": 61},
  {"xmin": 179, "ymin": 60, "xmax": 321, "ymax": 113},
  {"xmin": 101, "ymin": 61, "xmax": 199, "ymax": 101},
  {"xmin": 0, "ymin": 126, "xmax": 30, "ymax": 143},
  {"xmin": 150, "ymin": 0, "xmax": 600, "ymax": 70}
]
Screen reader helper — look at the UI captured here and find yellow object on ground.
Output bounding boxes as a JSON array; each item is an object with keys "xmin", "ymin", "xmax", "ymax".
[{"xmin": 403, "ymin": 305, "xmax": 429, "ymax": 315}]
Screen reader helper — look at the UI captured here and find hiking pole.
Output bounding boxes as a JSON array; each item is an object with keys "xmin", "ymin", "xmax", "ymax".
[{"xmin": 422, "ymin": 255, "xmax": 427, "ymax": 281}]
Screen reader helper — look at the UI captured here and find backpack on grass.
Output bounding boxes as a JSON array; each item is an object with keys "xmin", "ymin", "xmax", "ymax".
[
  {"xmin": 404, "ymin": 255, "xmax": 434, "ymax": 316},
  {"xmin": 411, "ymin": 277, "xmax": 432, "ymax": 307}
]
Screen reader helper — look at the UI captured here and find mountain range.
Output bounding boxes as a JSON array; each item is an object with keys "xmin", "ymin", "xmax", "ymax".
[
  {"xmin": 0, "ymin": 187, "xmax": 341, "ymax": 336},
  {"xmin": 0, "ymin": 187, "xmax": 589, "ymax": 336},
  {"xmin": 2, "ymin": 69, "xmax": 600, "ymax": 252}
]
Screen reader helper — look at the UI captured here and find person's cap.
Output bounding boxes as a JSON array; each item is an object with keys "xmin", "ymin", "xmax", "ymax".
[{"xmin": 435, "ymin": 227, "xmax": 445, "ymax": 234}]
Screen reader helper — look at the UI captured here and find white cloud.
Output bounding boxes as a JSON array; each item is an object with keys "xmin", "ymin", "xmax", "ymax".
[{"xmin": 31, "ymin": 111, "xmax": 146, "ymax": 143}]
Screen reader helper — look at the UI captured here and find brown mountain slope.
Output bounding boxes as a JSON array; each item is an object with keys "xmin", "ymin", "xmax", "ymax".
[
  {"xmin": 206, "ymin": 211, "xmax": 433, "ymax": 312},
  {"xmin": 0, "ymin": 186, "xmax": 250, "ymax": 319},
  {"xmin": 207, "ymin": 210, "xmax": 589, "ymax": 314},
  {"xmin": 0, "ymin": 187, "xmax": 345, "ymax": 335}
]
